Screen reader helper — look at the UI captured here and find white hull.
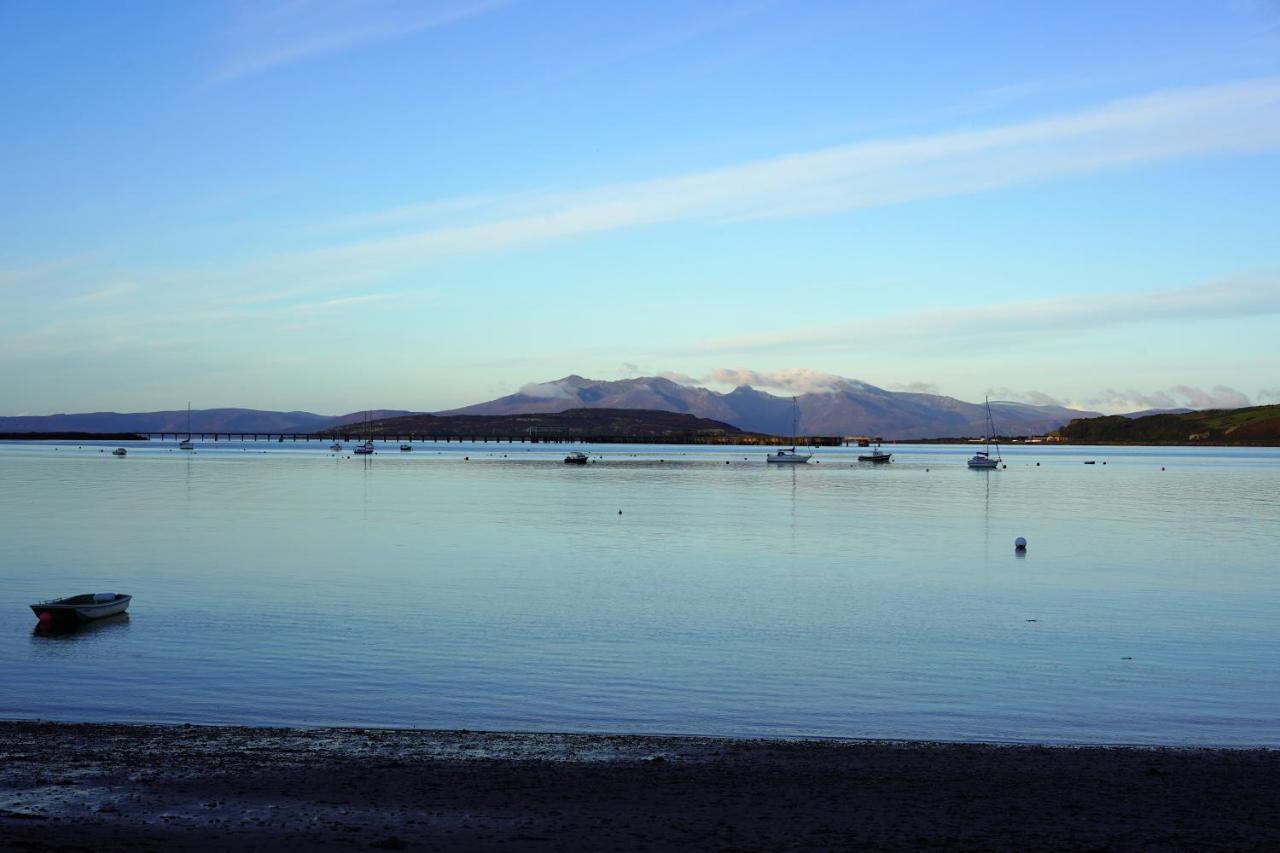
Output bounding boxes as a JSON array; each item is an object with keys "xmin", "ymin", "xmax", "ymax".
[
  {"xmin": 767, "ymin": 452, "xmax": 812, "ymax": 464},
  {"xmin": 968, "ymin": 397, "xmax": 1004, "ymax": 469},
  {"xmin": 71, "ymin": 599, "xmax": 131, "ymax": 620}
]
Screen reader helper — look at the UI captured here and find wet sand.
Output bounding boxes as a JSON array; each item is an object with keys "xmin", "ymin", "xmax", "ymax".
[{"xmin": 1, "ymin": 722, "xmax": 1277, "ymax": 851}]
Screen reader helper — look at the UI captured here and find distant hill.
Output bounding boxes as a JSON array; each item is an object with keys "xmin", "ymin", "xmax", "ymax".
[
  {"xmin": 444, "ymin": 375, "xmax": 1100, "ymax": 439},
  {"xmin": 1058, "ymin": 405, "xmax": 1280, "ymax": 444},
  {"xmin": 0, "ymin": 408, "xmax": 413, "ymax": 434},
  {"xmin": 336, "ymin": 408, "xmax": 756, "ymax": 441}
]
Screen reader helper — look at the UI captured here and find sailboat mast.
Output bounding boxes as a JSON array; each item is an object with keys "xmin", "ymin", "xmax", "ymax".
[{"xmin": 984, "ymin": 395, "xmax": 1001, "ymax": 461}]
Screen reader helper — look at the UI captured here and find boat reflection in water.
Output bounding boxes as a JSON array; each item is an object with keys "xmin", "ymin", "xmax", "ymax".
[{"xmin": 32, "ymin": 611, "xmax": 131, "ymax": 639}]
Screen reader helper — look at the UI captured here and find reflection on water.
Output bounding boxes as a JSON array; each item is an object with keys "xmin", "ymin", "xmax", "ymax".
[
  {"xmin": 1, "ymin": 440, "xmax": 1278, "ymax": 745},
  {"xmin": 32, "ymin": 613, "xmax": 131, "ymax": 641}
]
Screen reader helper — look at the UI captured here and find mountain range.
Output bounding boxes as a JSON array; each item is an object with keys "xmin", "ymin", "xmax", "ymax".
[
  {"xmin": 440, "ymin": 375, "xmax": 1100, "ymax": 438},
  {"xmin": 3, "ymin": 376, "xmax": 1105, "ymax": 438}
]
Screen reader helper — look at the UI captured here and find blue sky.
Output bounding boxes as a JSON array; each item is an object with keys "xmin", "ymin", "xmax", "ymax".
[{"xmin": 2, "ymin": 0, "xmax": 1279, "ymax": 415}]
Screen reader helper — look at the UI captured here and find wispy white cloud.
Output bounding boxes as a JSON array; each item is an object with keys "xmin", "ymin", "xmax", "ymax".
[
  {"xmin": 990, "ymin": 388, "xmax": 1067, "ymax": 407},
  {"xmin": 705, "ymin": 367, "xmax": 858, "ymax": 394},
  {"xmin": 214, "ymin": 0, "xmax": 512, "ymax": 83},
  {"xmin": 263, "ymin": 76, "xmax": 1280, "ymax": 278},
  {"xmin": 0, "ymin": 290, "xmax": 396, "ymax": 362},
  {"xmin": 655, "ymin": 370, "xmax": 700, "ymax": 386},
  {"xmin": 516, "ymin": 381, "xmax": 577, "ymax": 400},
  {"xmin": 889, "ymin": 381, "xmax": 940, "ymax": 395},
  {"xmin": 289, "ymin": 293, "xmax": 392, "ymax": 313},
  {"xmin": 0, "ymin": 255, "xmax": 94, "ymax": 289},
  {"xmin": 306, "ymin": 193, "xmax": 522, "ymax": 237},
  {"xmin": 692, "ymin": 271, "xmax": 1280, "ymax": 354},
  {"xmin": 66, "ymin": 282, "xmax": 142, "ymax": 305},
  {"xmin": 1088, "ymin": 385, "xmax": 1254, "ymax": 412}
]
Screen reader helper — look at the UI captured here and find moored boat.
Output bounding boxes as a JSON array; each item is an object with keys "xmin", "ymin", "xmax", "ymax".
[
  {"xmin": 858, "ymin": 443, "xmax": 892, "ymax": 463},
  {"xmin": 400, "ymin": 443, "xmax": 413, "ymax": 452},
  {"xmin": 112, "ymin": 447, "xmax": 127, "ymax": 456},
  {"xmin": 767, "ymin": 448, "xmax": 813, "ymax": 464},
  {"xmin": 564, "ymin": 451, "xmax": 589, "ymax": 464},
  {"xmin": 352, "ymin": 411, "xmax": 375, "ymax": 454},
  {"xmin": 766, "ymin": 397, "xmax": 813, "ymax": 464},
  {"xmin": 967, "ymin": 396, "xmax": 1004, "ymax": 469},
  {"xmin": 31, "ymin": 593, "xmax": 131, "ymax": 626},
  {"xmin": 179, "ymin": 402, "xmax": 193, "ymax": 449}
]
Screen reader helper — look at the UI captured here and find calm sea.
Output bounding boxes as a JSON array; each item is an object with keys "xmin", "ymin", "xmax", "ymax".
[{"xmin": 1, "ymin": 439, "xmax": 1277, "ymax": 745}]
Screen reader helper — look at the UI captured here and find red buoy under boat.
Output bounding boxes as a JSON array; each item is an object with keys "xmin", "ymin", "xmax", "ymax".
[{"xmin": 37, "ymin": 611, "xmax": 53, "ymax": 626}]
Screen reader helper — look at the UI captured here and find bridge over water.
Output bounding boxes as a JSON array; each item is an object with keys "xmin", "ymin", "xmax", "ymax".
[{"xmin": 140, "ymin": 432, "xmax": 848, "ymax": 446}]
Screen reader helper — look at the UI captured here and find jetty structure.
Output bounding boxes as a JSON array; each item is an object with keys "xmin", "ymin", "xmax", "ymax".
[{"xmin": 128, "ymin": 408, "xmax": 845, "ymax": 446}]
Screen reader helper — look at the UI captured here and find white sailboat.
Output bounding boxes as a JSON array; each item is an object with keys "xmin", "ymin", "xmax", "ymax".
[
  {"xmin": 353, "ymin": 411, "xmax": 375, "ymax": 454},
  {"xmin": 766, "ymin": 397, "xmax": 813, "ymax": 464},
  {"xmin": 967, "ymin": 396, "xmax": 1003, "ymax": 469},
  {"xmin": 178, "ymin": 402, "xmax": 193, "ymax": 450}
]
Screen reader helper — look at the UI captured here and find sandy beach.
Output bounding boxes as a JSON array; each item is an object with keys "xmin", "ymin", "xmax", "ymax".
[{"xmin": 1, "ymin": 722, "xmax": 1276, "ymax": 851}]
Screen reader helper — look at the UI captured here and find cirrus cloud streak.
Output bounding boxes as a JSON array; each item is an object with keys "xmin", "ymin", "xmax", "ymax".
[{"xmin": 262, "ymin": 76, "xmax": 1280, "ymax": 282}]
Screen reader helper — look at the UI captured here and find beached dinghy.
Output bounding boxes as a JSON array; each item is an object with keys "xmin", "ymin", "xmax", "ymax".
[{"xmin": 31, "ymin": 593, "xmax": 131, "ymax": 626}]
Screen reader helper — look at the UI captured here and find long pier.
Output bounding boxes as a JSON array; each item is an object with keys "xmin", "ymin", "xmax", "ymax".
[{"xmin": 138, "ymin": 432, "xmax": 846, "ymax": 446}]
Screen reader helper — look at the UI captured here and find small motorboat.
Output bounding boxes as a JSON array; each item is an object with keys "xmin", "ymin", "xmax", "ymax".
[
  {"xmin": 858, "ymin": 444, "xmax": 892, "ymax": 463},
  {"xmin": 111, "ymin": 447, "xmax": 127, "ymax": 457},
  {"xmin": 330, "ymin": 441, "xmax": 343, "ymax": 452},
  {"xmin": 564, "ymin": 451, "xmax": 589, "ymax": 464},
  {"xmin": 400, "ymin": 444, "xmax": 413, "ymax": 452},
  {"xmin": 31, "ymin": 593, "xmax": 131, "ymax": 627}
]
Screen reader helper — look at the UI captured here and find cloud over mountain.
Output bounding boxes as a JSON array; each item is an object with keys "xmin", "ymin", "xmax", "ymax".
[{"xmin": 1088, "ymin": 385, "xmax": 1254, "ymax": 412}]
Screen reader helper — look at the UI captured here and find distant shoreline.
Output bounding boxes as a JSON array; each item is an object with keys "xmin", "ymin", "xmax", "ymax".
[
  {"xmin": 1, "ymin": 721, "xmax": 1276, "ymax": 851},
  {"xmin": 4, "ymin": 433, "xmax": 1279, "ymax": 448},
  {"xmin": 893, "ymin": 437, "xmax": 1280, "ymax": 447},
  {"xmin": 0, "ymin": 431, "xmax": 148, "ymax": 441}
]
